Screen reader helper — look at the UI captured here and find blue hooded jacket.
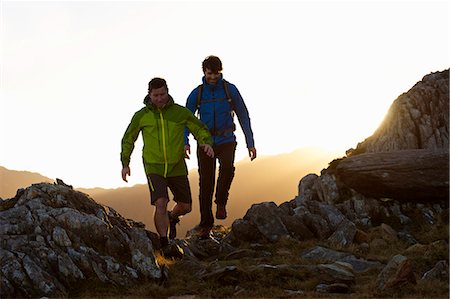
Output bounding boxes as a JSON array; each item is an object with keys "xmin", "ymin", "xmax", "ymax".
[{"xmin": 185, "ymin": 75, "xmax": 255, "ymax": 148}]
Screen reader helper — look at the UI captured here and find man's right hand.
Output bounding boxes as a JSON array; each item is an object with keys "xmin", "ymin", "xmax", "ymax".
[
  {"xmin": 121, "ymin": 166, "xmax": 130, "ymax": 182},
  {"xmin": 184, "ymin": 145, "xmax": 191, "ymax": 159}
]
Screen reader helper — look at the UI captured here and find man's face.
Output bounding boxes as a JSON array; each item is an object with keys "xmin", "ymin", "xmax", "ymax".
[
  {"xmin": 149, "ymin": 86, "xmax": 169, "ymax": 108},
  {"xmin": 204, "ymin": 68, "xmax": 221, "ymax": 85}
]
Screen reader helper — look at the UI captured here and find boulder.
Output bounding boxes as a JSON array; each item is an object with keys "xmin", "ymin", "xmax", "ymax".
[
  {"xmin": 0, "ymin": 182, "xmax": 161, "ymax": 298},
  {"xmin": 243, "ymin": 202, "xmax": 290, "ymax": 242},
  {"xmin": 301, "ymin": 246, "xmax": 383, "ymax": 273},
  {"xmin": 297, "ymin": 173, "xmax": 319, "ymax": 200},
  {"xmin": 334, "ymin": 149, "xmax": 449, "ymax": 201},
  {"xmin": 375, "ymin": 255, "xmax": 417, "ymax": 292}
]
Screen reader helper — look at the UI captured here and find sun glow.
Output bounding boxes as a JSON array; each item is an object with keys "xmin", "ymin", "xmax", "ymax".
[{"xmin": 1, "ymin": 1, "xmax": 448, "ymax": 188}]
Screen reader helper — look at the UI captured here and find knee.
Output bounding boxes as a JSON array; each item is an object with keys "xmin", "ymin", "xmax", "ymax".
[
  {"xmin": 220, "ymin": 165, "xmax": 235, "ymax": 175},
  {"xmin": 154, "ymin": 198, "xmax": 168, "ymax": 214}
]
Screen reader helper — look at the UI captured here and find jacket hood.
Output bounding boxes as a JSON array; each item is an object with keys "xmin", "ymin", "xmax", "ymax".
[{"xmin": 143, "ymin": 94, "xmax": 175, "ymax": 110}]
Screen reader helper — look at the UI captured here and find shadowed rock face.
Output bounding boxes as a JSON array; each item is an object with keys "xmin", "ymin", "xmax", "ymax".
[{"xmin": 0, "ymin": 182, "xmax": 161, "ymax": 298}]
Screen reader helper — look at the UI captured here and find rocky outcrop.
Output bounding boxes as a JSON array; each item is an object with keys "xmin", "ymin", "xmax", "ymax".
[
  {"xmin": 228, "ymin": 178, "xmax": 447, "ymax": 243},
  {"xmin": 0, "ymin": 182, "xmax": 161, "ymax": 298},
  {"xmin": 1, "ymin": 180, "xmax": 448, "ymax": 298},
  {"xmin": 221, "ymin": 69, "xmax": 449, "ymax": 296},
  {"xmin": 348, "ymin": 69, "xmax": 449, "ymax": 155}
]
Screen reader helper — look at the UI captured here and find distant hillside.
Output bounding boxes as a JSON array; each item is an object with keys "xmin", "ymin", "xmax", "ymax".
[
  {"xmin": 0, "ymin": 166, "xmax": 54, "ymax": 198},
  {"xmin": 81, "ymin": 147, "xmax": 337, "ymax": 237},
  {"xmin": 1, "ymin": 148, "xmax": 337, "ymax": 237}
]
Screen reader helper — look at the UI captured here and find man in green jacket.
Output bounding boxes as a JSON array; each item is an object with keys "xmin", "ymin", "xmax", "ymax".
[{"xmin": 121, "ymin": 77, "xmax": 214, "ymax": 252}]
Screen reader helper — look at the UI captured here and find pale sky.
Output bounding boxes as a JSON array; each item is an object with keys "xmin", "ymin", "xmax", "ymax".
[{"xmin": 1, "ymin": 0, "xmax": 448, "ymax": 189}]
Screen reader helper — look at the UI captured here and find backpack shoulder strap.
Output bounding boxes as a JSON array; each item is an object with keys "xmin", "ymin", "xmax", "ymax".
[
  {"xmin": 196, "ymin": 84, "xmax": 203, "ymax": 109},
  {"xmin": 196, "ymin": 80, "xmax": 234, "ymax": 111},
  {"xmin": 222, "ymin": 79, "xmax": 235, "ymax": 111}
]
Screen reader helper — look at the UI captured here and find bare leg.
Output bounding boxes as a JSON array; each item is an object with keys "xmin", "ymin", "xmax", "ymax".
[
  {"xmin": 154, "ymin": 197, "xmax": 169, "ymax": 237},
  {"xmin": 171, "ymin": 202, "xmax": 192, "ymax": 218}
]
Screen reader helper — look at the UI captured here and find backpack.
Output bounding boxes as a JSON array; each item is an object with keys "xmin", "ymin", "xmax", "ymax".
[
  {"xmin": 196, "ymin": 79, "xmax": 235, "ymax": 113},
  {"xmin": 196, "ymin": 79, "xmax": 236, "ymax": 136}
]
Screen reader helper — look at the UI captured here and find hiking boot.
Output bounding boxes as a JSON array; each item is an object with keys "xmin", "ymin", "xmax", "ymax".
[
  {"xmin": 168, "ymin": 211, "xmax": 180, "ymax": 240},
  {"xmin": 197, "ymin": 226, "xmax": 212, "ymax": 240},
  {"xmin": 160, "ymin": 243, "xmax": 184, "ymax": 259},
  {"xmin": 216, "ymin": 204, "xmax": 227, "ymax": 219}
]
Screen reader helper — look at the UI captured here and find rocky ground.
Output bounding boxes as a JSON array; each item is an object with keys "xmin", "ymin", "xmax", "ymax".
[{"xmin": 1, "ymin": 179, "xmax": 448, "ymax": 298}]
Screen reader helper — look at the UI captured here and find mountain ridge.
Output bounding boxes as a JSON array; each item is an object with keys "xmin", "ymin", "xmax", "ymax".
[
  {"xmin": 1, "ymin": 147, "xmax": 338, "ymax": 237},
  {"xmin": 0, "ymin": 166, "xmax": 54, "ymax": 199}
]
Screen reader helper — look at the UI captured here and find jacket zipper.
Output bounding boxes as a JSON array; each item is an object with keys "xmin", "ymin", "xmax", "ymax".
[{"xmin": 159, "ymin": 110, "xmax": 168, "ymax": 177}]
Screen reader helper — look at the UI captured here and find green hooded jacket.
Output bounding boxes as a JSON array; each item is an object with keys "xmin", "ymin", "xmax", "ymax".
[{"xmin": 121, "ymin": 96, "xmax": 212, "ymax": 177}]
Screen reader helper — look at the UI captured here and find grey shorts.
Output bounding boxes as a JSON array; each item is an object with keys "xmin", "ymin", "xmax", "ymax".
[{"xmin": 146, "ymin": 174, "xmax": 192, "ymax": 205}]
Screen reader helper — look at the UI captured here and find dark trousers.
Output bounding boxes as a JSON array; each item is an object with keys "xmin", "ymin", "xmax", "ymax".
[{"xmin": 197, "ymin": 141, "xmax": 236, "ymax": 228}]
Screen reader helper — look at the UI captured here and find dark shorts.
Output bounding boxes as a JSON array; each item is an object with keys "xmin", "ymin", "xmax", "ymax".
[{"xmin": 146, "ymin": 174, "xmax": 192, "ymax": 205}]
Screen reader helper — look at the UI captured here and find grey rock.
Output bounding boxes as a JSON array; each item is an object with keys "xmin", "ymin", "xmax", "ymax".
[
  {"xmin": 302, "ymin": 246, "xmax": 383, "ymax": 273},
  {"xmin": 294, "ymin": 200, "xmax": 354, "ymax": 242},
  {"xmin": 297, "ymin": 173, "xmax": 319, "ymax": 200},
  {"xmin": 131, "ymin": 250, "xmax": 161, "ymax": 279},
  {"xmin": 22, "ymin": 255, "xmax": 66, "ymax": 296},
  {"xmin": 294, "ymin": 204, "xmax": 332, "ymax": 238},
  {"xmin": 52, "ymin": 226, "xmax": 72, "ymax": 247},
  {"xmin": 314, "ymin": 173, "xmax": 340, "ymax": 204},
  {"xmin": 339, "ymin": 255, "xmax": 384, "ymax": 273},
  {"xmin": 327, "ymin": 219, "xmax": 356, "ymax": 246},
  {"xmin": 421, "ymin": 260, "xmax": 449, "ymax": 281},
  {"xmin": 57, "ymin": 252, "xmax": 85, "ymax": 281},
  {"xmin": 243, "ymin": 202, "xmax": 289, "ymax": 242},
  {"xmin": 0, "ymin": 183, "xmax": 161, "ymax": 298},
  {"xmin": 397, "ymin": 231, "xmax": 418, "ymax": 245},
  {"xmin": 318, "ymin": 261, "xmax": 355, "ymax": 282},
  {"xmin": 280, "ymin": 214, "xmax": 314, "ymax": 240},
  {"xmin": 230, "ymin": 218, "xmax": 264, "ymax": 243},
  {"xmin": 375, "ymin": 254, "xmax": 408, "ymax": 292},
  {"xmin": 301, "ymin": 246, "xmax": 351, "ymax": 262}
]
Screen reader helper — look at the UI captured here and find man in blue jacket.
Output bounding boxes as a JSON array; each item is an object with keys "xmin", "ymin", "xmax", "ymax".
[{"xmin": 185, "ymin": 55, "xmax": 257, "ymax": 238}]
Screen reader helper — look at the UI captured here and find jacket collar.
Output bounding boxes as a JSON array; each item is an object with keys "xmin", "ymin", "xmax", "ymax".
[
  {"xmin": 202, "ymin": 73, "xmax": 224, "ymax": 88},
  {"xmin": 143, "ymin": 94, "xmax": 175, "ymax": 111}
]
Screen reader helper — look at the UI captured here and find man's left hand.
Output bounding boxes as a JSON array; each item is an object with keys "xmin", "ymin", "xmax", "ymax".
[
  {"xmin": 199, "ymin": 144, "xmax": 214, "ymax": 158},
  {"xmin": 121, "ymin": 166, "xmax": 131, "ymax": 182},
  {"xmin": 184, "ymin": 145, "xmax": 191, "ymax": 159},
  {"xmin": 248, "ymin": 147, "xmax": 257, "ymax": 161}
]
